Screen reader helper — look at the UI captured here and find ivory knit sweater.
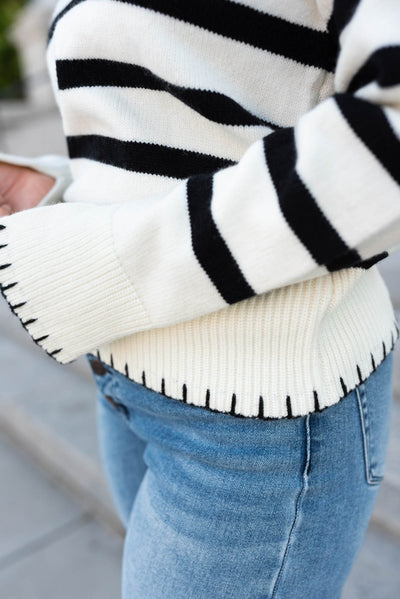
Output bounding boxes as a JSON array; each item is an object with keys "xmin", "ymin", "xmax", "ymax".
[{"xmin": 0, "ymin": 0, "xmax": 399, "ymax": 418}]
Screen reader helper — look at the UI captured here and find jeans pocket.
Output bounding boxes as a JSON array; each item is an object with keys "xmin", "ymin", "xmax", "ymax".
[
  {"xmin": 88, "ymin": 355, "xmax": 130, "ymax": 421},
  {"xmin": 355, "ymin": 356, "xmax": 393, "ymax": 486},
  {"xmin": 97, "ymin": 388, "xmax": 130, "ymax": 420}
]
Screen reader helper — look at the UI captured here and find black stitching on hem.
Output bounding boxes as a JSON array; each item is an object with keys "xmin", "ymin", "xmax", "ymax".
[
  {"xmin": 313, "ymin": 390, "xmax": 320, "ymax": 412},
  {"xmin": 230, "ymin": 393, "xmax": 237, "ymax": 416},
  {"xmin": 86, "ymin": 325, "xmax": 399, "ymax": 420},
  {"xmin": 258, "ymin": 395, "xmax": 264, "ymax": 418},
  {"xmin": 205, "ymin": 388, "xmax": 210, "ymax": 409},
  {"xmin": 286, "ymin": 395, "xmax": 293, "ymax": 418}
]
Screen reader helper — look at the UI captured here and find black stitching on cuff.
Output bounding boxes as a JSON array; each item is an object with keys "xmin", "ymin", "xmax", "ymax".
[
  {"xmin": 34, "ymin": 335, "xmax": 49, "ymax": 343},
  {"xmin": 0, "ymin": 226, "xmax": 64, "ymax": 362},
  {"xmin": 10, "ymin": 301, "xmax": 27, "ymax": 310},
  {"xmin": 2, "ymin": 281, "xmax": 17, "ymax": 291},
  {"xmin": 50, "ymin": 348, "xmax": 63, "ymax": 356},
  {"xmin": 22, "ymin": 318, "xmax": 37, "ymax": 326}
]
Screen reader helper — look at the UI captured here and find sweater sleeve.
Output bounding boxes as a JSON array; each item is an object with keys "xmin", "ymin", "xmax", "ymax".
[{"xmin": 0, "ymin": 0, "xmax": 399, "ymax": 364}]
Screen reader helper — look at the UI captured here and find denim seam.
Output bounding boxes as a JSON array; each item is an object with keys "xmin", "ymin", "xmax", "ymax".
[
  {"xmin": 355, "ymin": 385, "xmax": 382, "ymax": 486},
  {"xmin": 270, "ymin": 414, "xmax": 311, "ymax": 598}
]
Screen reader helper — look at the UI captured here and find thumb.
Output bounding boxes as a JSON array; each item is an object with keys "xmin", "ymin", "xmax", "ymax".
[{"xmin": 0, "ymin": 204, "xmax": 12, "ymax": 217}]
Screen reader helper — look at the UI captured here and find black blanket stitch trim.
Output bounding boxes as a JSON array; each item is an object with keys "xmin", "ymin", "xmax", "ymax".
[
  {"xmin": 0, "ymin": 226, "xmax": 63, "ymax": 362},
  {"xmin": 88, "ymin": 322, "xmax": 399, "ymax": 420}
]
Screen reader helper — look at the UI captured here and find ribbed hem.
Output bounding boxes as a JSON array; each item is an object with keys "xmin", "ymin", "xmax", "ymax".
[{"xmin": 92, "ymin": 266, "xmax": 398, "ymax": 418}]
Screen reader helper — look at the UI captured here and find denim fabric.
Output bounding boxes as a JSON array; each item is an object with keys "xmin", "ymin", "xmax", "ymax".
[{"xmin": 88, "ymin": 351, "xmax": 394, "ymax": 599}]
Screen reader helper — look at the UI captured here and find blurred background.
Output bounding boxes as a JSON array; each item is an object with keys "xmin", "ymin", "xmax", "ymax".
[{"xmin": 0, "ymin": 2, "xmax": 399, "ymax": 597}]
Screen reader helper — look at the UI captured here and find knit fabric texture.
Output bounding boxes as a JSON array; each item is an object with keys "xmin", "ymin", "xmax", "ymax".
[{"xmin": 0, "ymin": 0, "xmax": 399, "ymax": 417}]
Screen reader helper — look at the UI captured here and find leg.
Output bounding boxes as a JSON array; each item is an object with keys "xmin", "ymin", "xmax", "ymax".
[
  {"xmin": 96, "ymin": 389, "xmax": 148, "ymax": 528},
  {"xmin": 121, "ymin": 395, "xmax": 309, "ymax": 599},
  {"xmin": 91, "ymin": 352, "xmax": 393, "ymax": 598},
  {"xmin": 271, "ymin": 351, "xmax": 394, "ymax": 598},
  {"xmin": 88, "ymin": 356, "xmax": 148, "ymax": 527}
]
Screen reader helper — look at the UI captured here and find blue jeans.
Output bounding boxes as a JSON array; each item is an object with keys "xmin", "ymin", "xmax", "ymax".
[{"xmin": 88, "ymin": 351, "xmax": 394, "ymax": 599}]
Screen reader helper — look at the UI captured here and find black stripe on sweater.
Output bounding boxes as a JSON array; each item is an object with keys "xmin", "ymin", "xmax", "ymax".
[
  {"xmin": 327, "ymin": 0, "xmax": 362, "ymax": 38},
  {"xmin": 263, "ymin": 128, "xmax": 362, "ymax": 271},
  {"xmin": 187, "ymin": 173, "xmax": 255, "ymax": 304},
  {"xmin": 335, "ymin": 93, "xmax": 400, "ymax": 187},
  {"xmin": 67, "ymin": 135, "xmax": 235, "ymax": 179},
  {"xmin": 48, "ymin": 0, "xmax": 84, "ymax": 43},
  {"xmin": 56, "ymin": 59, "xmax": 281, "ymax": 129},
  {"xmin": 48, "ymin": 0, "xmax": 336, "ymax": 71},
  {"xmin": 347, "ymin": 46, "xmax": 400, "ymax": 94},
  {"xmin": 128, "ymin": 0, "xmax": 336, "ymax": 71},
  {"xmin": 350, "ymin": 251, "xmax": 389, "ymax": 270}
]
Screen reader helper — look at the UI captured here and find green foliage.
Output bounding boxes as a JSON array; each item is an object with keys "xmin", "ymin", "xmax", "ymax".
[{"xmin": 0, "ymin": 0, "xmax": 27, "ymax": 98}]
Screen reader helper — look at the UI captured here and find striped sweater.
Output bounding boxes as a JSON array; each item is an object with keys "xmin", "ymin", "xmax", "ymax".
[{"xmin": 0, "ymin": 0, "xmax": 399, "ymax": 418}]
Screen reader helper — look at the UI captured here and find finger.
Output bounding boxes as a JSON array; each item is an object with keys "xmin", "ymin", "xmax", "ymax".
[{"xmin": 0, "ymin": 204, "xmax": 11, "ymax": 217}]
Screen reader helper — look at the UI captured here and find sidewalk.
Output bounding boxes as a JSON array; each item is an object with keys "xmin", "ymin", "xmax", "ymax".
[
  {"xmin": 0, "ymin": 434, "xmax": 123, "ymax": 598},
  {"xmin": 0, "ymin": 91, "xmax": 400, "ymax": 598}
]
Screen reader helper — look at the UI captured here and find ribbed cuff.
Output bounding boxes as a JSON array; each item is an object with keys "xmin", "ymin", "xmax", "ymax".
[{"xmin": 0, "ymin": 202, "xmax": 152, "ymax": 363}]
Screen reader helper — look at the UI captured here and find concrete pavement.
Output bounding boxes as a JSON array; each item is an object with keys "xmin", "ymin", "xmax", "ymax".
[{"xmin": 0, "ymin": 434, "xmax": 122, "ymax": 599}]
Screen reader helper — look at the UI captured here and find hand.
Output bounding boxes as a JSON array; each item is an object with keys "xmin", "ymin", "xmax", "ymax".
[{"xmin": 0, "ymin": 161, "xmax": 55, "ymax": 217}]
